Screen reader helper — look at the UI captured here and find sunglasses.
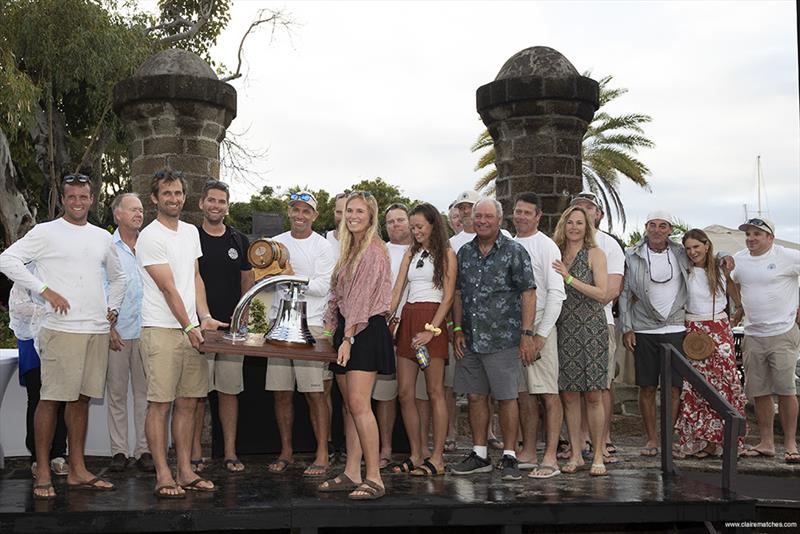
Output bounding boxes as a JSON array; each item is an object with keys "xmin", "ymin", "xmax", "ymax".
[
  {"xmin": 62, "ymin": 174, "xmax": 90, "ymax": 184},
  {"xmin": 206, "ymin": 179, "xmax": 229, "ymax": 191},
  {"xmin": 290, "ymin": 192, "xmax": 314, "ymax": 203},
  {"xmin": 744, "ymin": 218, "xmax": 772, "ymax": 232},
  {"xmin": 350, "ymin": 190, "xmax": 373, "ymax": 199},
  {"xmin": 415, "ymin": 250, "xmax": 430, "ymax": 269}
]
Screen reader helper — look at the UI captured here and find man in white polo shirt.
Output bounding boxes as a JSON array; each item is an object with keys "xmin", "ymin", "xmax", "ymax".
[
  {"xmin": 732, "ymin": 218, "xmax": 800, "ymax": 463},
  {"xmin": 266, "ymin": 191, "xmax": 335, "ymax": 475},
  {"xmin": 513, "ymin": 193, "xmax": 566, "ymax": 478},
  {"xmin": 138, "ymin": 169, "xmax": 226, "ymax": 498},
  {"xmin": 1, "ymin": 173, "xmax": 126, "ymax": 499}
]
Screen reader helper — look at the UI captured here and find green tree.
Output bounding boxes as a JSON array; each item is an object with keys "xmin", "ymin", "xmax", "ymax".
[{"xmin": 472, "ymin": 74, "xmax": 654, "ymax": 230}]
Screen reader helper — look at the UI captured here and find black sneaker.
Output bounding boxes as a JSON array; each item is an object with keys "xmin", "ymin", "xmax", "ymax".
[
  {"xmin": 499, "ymin": 454, "xmax": 521, "ymax": 481},
  {"xmin": 450, "ymin": 451, "xmax": 493, "ymax": 475},
  {"xmin": 109, "ymin": 453, "xmax": 128, "ymax": 472},
  {"xmin": 136, "ymin": 453, "xmax": 156, "ymax": 473}
]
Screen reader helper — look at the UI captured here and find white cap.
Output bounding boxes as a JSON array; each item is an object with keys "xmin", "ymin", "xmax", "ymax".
[
  {"xmin": 738, "ymin": 217, "xmax": 775, "ymax": 235},
  {"xmin": 645, "ymin": 210, "xmax": 674, "ymax": 226},
  {"xmin": 453, "ymin": 190, "xmax": 481, "ymax": 206}
]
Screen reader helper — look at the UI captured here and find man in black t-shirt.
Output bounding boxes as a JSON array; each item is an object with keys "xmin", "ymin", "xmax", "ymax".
[{"xmin": 190, "ymin": 180, "xmax": 254, "ymax": 473}]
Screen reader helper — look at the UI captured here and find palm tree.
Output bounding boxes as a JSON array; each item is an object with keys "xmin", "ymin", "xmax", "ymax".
[{"xmin": 472, "ymin": 74, "xmax": 654, "ymax": 230}]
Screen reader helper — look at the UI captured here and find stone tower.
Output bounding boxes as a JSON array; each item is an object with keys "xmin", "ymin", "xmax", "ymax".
[
  {"xmin": 476, "ymin": 46, "xmax": 599, "ymax": 234},
  {"xmin": 113, "ymin": 49, "xmax": 237, "ymax": 225}
]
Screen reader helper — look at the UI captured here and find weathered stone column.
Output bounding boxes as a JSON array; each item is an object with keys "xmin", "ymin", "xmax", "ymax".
[
  {"xmin": 113, "ymin": 49, "xmax": 237, "ymax": 225},
  {"xmin": 476, "ymin": 46, "xmax": 599, "ymax": 235}
]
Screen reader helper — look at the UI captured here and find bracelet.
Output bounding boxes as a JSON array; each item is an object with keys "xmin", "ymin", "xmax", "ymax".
[
  {"xmin": 424, "ymin": 323, "xmax": 442, "ymax": 336},
  {"xmin": 452, "ymin": 326, "xmax": 463, "ymax": 333},
  {"xmin": 322, "ymin": 330, "xmax": 333, "ymax": 337},
  {"xmin": 183, "ymin": 324, "xmax": 196, "ymax": 334},
  {"xmin": 565, "ymin": 275, "xmax": 574, "ymax": 286},
  {"xmin": 446, "ymin": 321, "xmax": 454, "ymax": 327},
  {"xmin": 39, "ymin": 284, "xmax": 48, "ymax": 293}
]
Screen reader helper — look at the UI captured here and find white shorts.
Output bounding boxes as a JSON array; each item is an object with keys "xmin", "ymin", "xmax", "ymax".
[{"xmin": 519, "ymin": 327, "xmax": 559, "ymax": 395}]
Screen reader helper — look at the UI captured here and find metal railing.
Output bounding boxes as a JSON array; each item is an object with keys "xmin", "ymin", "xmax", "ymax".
[{"xmin": 659, "ymin": 343, "xmax": 746, "ymax": 493}]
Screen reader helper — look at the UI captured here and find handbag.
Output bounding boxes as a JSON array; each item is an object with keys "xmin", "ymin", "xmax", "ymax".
[{"xmin": 683, "ymin": 290, "xmax": 715, "ymax": 361}]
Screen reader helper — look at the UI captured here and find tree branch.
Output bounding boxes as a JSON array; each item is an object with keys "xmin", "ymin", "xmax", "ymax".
[
  {"xmin": 221, "ymin": 9, "xmax": 293, "ymax": 83},
  {"xmin": 152, "ymin": 0, "xmax": 216, "ymax": 45}
]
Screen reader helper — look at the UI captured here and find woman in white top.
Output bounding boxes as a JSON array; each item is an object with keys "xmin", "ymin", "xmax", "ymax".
[
  {"xmin": 389, "ymin": 203, "xmax": 456, "ymax": 476},
  {"xmin": 675, "ymin": 229, "xmax": 746, "ymax": 458}
]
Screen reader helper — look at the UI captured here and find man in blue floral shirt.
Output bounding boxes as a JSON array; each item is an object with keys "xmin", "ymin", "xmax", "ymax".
[{"xmin": 451, "ymin": 198, "xmax": 536, "ymax": 481}]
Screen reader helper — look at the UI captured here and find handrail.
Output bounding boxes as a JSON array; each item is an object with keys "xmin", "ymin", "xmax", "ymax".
[{"xmin": 660, "ymin": 343, "xmax": 746, "ymax": 494}]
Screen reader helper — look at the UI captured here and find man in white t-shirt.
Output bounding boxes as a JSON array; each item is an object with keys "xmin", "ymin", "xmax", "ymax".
[
  {"xmin": 731, "ymin": 218, "xmax": 800, "ymax": 463},
  {"xmin": 0, "ymin": 173, "xmax": 126, "ymax": 499},
  {"xmin": 137, "ymin": 170, "xmax": 227, "ymax": 498},
  {"xmin": 326, "ymin": 192, "xmax": 347, "ymax": 260},
  {"xmin": 513, "ymin": 193, "xmax": 566, "ymax": 478},
  {"xmin": 448, "ymin": 203, "xmax": 463, "ymax": 235},
  {"xmin": 570, "ymin": 192, "xmax": 625, "ymax": 458},
  {"xmin": 266, "ymin": 191, "xmax": 335, "ymax": 475},
  {"xmin": 375, "ymin": 203, "xmax": 412, "ymax": 467}
]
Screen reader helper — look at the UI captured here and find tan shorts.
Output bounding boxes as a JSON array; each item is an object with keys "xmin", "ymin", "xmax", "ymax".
[
  {"xmin": 141, "ymin": 327, "xmax": 208, "ymax": 402},
  {"xmin": 606, "ymin": 324, "xmax": 618, "ymax": 388},
  {"xmin": 39, "ymin": 328, "xmax": 109, "ymax": 402},
  {"xmin": 265, "ymin": 325, "xmax": 328, "ymax": 393},
  {"xmin": 372, "ymin": 372, "xmax": 398, "ymax": 401},
  {"xmin": 406, "ymin": 342, "xmax": 457, "ymax": 401},
  {"xmin": 206, "ymin": 353, "xmax": 244, "ymax": 395},
  {"xmin": 743, "ymin": 324, "xmax": 799, "ymax": 398},
  {"xmin": 518, "ymin": 327, "xmax": 559, "ymax": 395}
]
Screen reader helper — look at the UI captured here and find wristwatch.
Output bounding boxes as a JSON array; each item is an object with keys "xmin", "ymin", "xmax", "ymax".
[
  {"xmin": 521, "ymin": 329, "xmax": 535, "ymax": 337},
  {"xmin": 344, "ymin": 336, "xmax": 356, "ymax": 346}
]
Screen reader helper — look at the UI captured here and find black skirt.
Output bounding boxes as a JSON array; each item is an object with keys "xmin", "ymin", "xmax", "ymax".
[{"xmin": 331, "ymin": 311, "xmax": 396, "ymax": 375}]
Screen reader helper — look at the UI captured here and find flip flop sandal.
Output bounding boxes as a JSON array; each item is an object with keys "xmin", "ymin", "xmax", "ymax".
[
  {"xmin": 33, "ymin": 483, "xmax": 57, "ymax": 500},
  {"xmin": 387, "ymin": 457, "xmax": 415, "ymax": 473},
  {"xmin": 692, "ymin": 451, "xmax": 711, "ymax": 460},
  {"xmin": 67, "ymin": 477, "xmax": 115, "ymax": 491},
  {"xmin": 318, "ymin": 473, "xmax": 358, "ymax": 492},
  {"xmin": 444, "ymin": 439, "xmax": 457, "ymax": 452},
  {"xmin": 739, "ymin": 446, "xmax": 775, "ymax": 458},
  {"xmin": 303, "ymin": 464, "xmax": 329, "ymax": 477},
  {"xmin": 268, "ymin": 458, "xmax": 293, "ymax": 473},
  {"xmin": 223, "ymin": 458, "xmax": 245, "ymax": 473},
  {"xmin": 561, "ymin": 462, "xmax": 583, "ymax": 474},
  {"xmin": 529, "ymin": 465, "xmax": 561, "ymax": 479},
  {"xmin": 348, "ymin": 480, "xmax": 385, "ymax": 500},
  {"xmin": 190, "ymin": 458, "xmax": 207, "ymax": 473},
  {"xmin": 180, "ymin": 478, "xmax": 216, "ymax": 492},
  {"xmin": 153, "ymin": 484, "xmax": 186, "ymax": 500},
  {"xmin": 639, "ymin": 447, "xmax": 659, "ymax": 457},
  {"xmin": 378, "ymin": 457, "xmax": 392, "ymax": 470},
  {"xmin": 784, "ymin": 452, "xmax": 800, "ymax": 464},
  {"xmin": 590, "ymin": 463, "xmax": 609, "ymax": 477},
  {"xmin": 605, "ymin": 443, "xmax": 618, "ymax": 454},
  {"xmin": 410, "ymin": 459, "xmax": 443, "ymax": 477}
]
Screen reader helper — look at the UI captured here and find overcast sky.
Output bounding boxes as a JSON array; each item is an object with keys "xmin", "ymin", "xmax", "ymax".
[{"xmin": 152, "ymin": 1, "xmax": 799, "ymax": 241}]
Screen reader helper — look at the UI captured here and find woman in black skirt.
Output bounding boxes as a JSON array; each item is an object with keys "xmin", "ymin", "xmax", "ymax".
[{"xmin": 318, "ymin": 191, "xmax": 394, "ymax": 500}]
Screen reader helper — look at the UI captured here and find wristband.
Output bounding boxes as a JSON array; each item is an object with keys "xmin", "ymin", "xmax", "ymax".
[
  {"xmin": 39, "ymin": 284, "xmax": 48, "ymax": 294},
  {"xmin": 424, "ymin": 323, "xmax": 442, "ymax": 336},
  {"xmin": 199, "ymin": 314, "xmax": 212, "ymax": 321},
  {"xmin": 565, "ymin": 275, "xmax": 574, "ymax": 286},
  {"xmin": 184, "ymin": 324, "xmax": 196, "ymax": 334},
  {"xmin": 452, "ymin": 326, "xmax": 463, "ymax": 333},
  {"xmin": 322, "ymin": 330, "xmax": 333, "ymax": 337},
  {"xmin": 446, "ymin": 321, "xmax": 454, "ymax": 327}
]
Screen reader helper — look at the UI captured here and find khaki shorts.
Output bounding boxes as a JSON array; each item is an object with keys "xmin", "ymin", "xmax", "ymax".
[
  {"xmin": 518, "ymin": 327, "xmax": 559, "ymax": 395},
  {"xmin": 265, "ymin": 325, "xmax": 329, "ymax": 393},
  {"xmin": 372, "ymin": 372, "xmax": 398, "ymax": 401},
  {"xmin": 141, "ymin": 327, "xmax": 208, "ymax": 402},
  {"xmin": 606, "ymin": 324, "xmax": 618, "ymax": 388},
  {"xmin": 206, "ymin": 353, "xmax": 244, "ymax": 395},
  {"xmin": 743, "ymin": 324, "xmax": 800, "ymax": 398},
  {"xmin": 39, "ymin": 328, "xmax": 109, "ymax": 402}
]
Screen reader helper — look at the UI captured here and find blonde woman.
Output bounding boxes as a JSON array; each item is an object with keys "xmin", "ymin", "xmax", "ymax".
[
  {"xmin": 552, "ymin": 206, "xmax": 609, "ymax": 476},
  {"xmin": 318, "ymin": 191, "xmax": 394, "ymax": 500}
]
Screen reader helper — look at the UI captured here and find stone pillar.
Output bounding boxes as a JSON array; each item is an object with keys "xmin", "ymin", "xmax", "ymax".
[
  {"xmin": 113, "ymin": 49, "xmax": 237, "ymax": 225},
  {"xmin": 476, "ymin": 46, "xmax": 599, "ymax": 235}
]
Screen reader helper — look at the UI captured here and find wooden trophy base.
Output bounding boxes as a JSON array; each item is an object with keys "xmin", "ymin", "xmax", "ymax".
[{"xmin": 200, "ymin": 330, "xmax": 336, "ymax": 362}]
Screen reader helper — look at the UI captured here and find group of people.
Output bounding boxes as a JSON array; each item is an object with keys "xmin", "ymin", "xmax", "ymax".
[{"xmin": 1, "ymin": 170, "xmax": 798, "ymax": 503}]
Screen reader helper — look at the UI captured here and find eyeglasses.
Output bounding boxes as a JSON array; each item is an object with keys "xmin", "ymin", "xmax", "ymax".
[
  {"xmin": 290, "ymin": 192, "xmax": 313, "ymax": 202},
  {"xmin": 62, "ymin": 174, "xmax": 90, "ymax": 184},
  {"xmin": 206, "ymin": 179, "xmax": 229, "ymax": 191},
  {"xmin": 646, "ymin": 246, "xmax": 673, "ymax": 284},
  {"xmin": 154, "ymin": 170, "xmax": 183, "ymax": 179},
  {"xmin": 415, "ymin": 250, "xmax": 430, "ymax": 269}
]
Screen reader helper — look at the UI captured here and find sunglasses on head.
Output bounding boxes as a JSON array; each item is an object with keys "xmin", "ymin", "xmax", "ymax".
[
  {"xmin": 415, "ymin": 250, "xmax": 430, "ymax": 269},
  {"xmin": 62, "ymin": 174, "xmax": 90, "ymax": 184},
  {"xmin": 744, "ymin": 218, "xmax": 772, "ymax": 232},
  {"xmin": 206, "ymin": 179, "xmax": 229, "ymax": 191},
  {"xmin": 290, "ymin": 192, "xmax": 313, "ymax": 202},
  {"xmin": 351, "ymin": 190, "xmax": 372, "ymax": 199}
]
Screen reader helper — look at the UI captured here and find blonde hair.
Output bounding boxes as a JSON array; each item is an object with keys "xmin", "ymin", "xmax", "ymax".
[
  {"xmin": 553, "ymin": 206, "xmax": 597, "ymax": 252},
  {"xmin": 332, "ymin": 191, "xmax": 384, "ymax": 287}
]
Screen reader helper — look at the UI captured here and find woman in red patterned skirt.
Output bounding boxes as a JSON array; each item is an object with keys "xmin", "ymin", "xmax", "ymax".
[{"xmin": 675, "ymin": 229, "xmax": 747, "ymax": 458}]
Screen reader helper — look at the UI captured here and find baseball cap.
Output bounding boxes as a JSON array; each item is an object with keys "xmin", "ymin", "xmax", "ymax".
[
  {"xmin": 453, "ymin": 190, "xmax": 481, "ymax": 206},
  {"xmin": 288, "ymin": 191, "xmax": 317, "ymax": 212},
  {"xmin": 570, "ymin": 191, "xmax": 601, "ymax": 211},
  {"xmin": 738, "ymin": 217, "xmax": 774, "ymax": 235},
  {"xmin": 645, "ymin": 210, "xmax": 674, "ymax": 226}
]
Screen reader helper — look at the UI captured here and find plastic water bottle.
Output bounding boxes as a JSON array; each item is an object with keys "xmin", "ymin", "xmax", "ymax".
[{"xmin": 415, "ymin": 345, "xmax": 430, "ymax": 369}]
